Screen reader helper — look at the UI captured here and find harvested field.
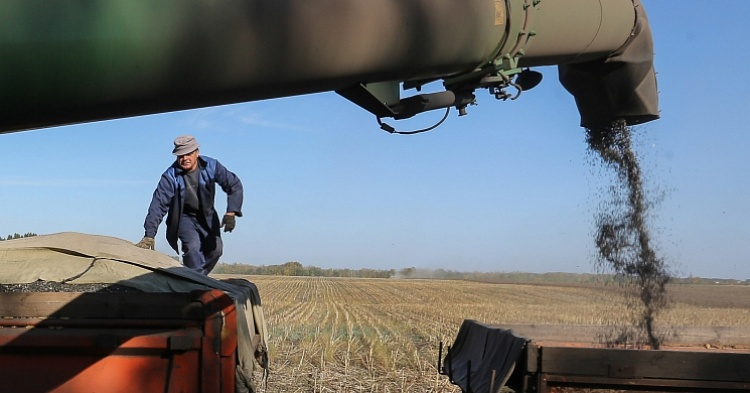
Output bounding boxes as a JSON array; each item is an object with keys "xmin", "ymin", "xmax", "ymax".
[{"xmin": 215, "ymin": 276, "xmax": 750, "ymax": 392}]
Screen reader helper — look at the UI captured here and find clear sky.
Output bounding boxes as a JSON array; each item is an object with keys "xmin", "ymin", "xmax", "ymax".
[{"xmin": 1, "ymin": 2, "xmax": 748, "ymax": 279}]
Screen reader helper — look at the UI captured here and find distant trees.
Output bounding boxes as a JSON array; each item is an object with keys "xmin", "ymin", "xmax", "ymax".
[
  {"xmin": 214, "ymin": 262, "xmax": 609, "ymax": 281},
  {"xmin": 213, "ymin": 261, "xmax": 748, "ymax": 285},
  {"xmin": 214, "ymin": 262, "xmax": 609, "ymax": 282},
  {"xmin": 214, "ymin": 261, "xmax": 395, "ymax": 278},
  {"xmin": 0, "ymin": 232, "xmax": 38, "ymax": 241}
]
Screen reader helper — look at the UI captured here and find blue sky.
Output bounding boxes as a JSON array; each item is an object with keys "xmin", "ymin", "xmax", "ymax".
[{"xmin": 2, "ymin": 2, "xmax": 748, "ymax": 279}]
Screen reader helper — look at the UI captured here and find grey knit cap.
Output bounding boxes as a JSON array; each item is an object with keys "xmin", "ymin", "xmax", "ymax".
[{"xmin": 172, "ymin": 135, "xmax": 200, "ymax": 156}]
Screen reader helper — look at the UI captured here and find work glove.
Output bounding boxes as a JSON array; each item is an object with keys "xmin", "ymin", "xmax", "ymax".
[
  {"xmin": 135, "ymin": 236, "xmax": 155, "ymax": 250},
  {"xmin": 221, "ymin": 214, "xmax": 236, "ymax": 232}
]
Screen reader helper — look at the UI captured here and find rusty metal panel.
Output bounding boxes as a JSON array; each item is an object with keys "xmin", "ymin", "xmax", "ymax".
[
  {"xmin": 541, "ymin": 346, "xmax": 750, "ymax": 383},
  {"xmin": 0, "ymin": 330, "xmax": 203, "ymax": 392},
  {"xmin": 543, "ymin": 374, "xmax": 750, "ymax": 391},
  {"xmin": 0, "ymin": 289, "xmax": 238, "ymax": 393}
]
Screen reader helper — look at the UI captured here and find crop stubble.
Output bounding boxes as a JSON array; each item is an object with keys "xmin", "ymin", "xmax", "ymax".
[{"xmin": 234, "ymin": 276, "xmax": 750, "ymax": 392}]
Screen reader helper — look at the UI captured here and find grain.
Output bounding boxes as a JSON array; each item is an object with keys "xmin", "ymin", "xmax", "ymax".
[{"xmin": 586, "ymin": 120, "xmax": 670, "ymax": 349}]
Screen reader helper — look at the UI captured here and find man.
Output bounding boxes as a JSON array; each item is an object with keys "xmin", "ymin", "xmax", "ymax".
[{"xmin": 135, "ymin": 135, "xmax": 243, "ymax": 275}]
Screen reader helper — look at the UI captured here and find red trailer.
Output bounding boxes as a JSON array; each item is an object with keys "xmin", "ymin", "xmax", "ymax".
[
  {"xmin": 0, "ymin": 233, "xmax": 268, "ymax": 393},
  {"xmin": 0, "ymin": 290, "xmax": 239, "ymax": 393}
]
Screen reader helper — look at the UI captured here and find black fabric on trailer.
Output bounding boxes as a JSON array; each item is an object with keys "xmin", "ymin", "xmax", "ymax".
[{"xmin": 443, "ymin": 319, "xmax": 528, "ymax": 393}]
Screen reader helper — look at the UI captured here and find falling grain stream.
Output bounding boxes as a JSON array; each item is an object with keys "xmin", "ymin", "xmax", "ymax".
[{"xmin": 586, "ymin": 120, "xmax": 670, "ymax": 349}]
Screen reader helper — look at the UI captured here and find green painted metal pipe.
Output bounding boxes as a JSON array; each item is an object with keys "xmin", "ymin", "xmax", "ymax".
[{"xmin": 0, "ymin": 0, "xmax": 657, "ymax": 133}]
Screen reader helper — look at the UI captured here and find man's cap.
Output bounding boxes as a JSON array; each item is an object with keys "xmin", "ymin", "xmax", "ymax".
[{"xmin": 172, "ymin": 135, "xmax": 200, "ymax": 156}]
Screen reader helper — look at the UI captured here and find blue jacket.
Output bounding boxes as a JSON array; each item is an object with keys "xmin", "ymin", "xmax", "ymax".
[{"xmin": 143, "ymin": 155, "xmax": 243, "ymax": 252}]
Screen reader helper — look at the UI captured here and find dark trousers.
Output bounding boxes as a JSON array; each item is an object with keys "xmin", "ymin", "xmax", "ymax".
[{"xmin": 178, "ymin": 214, "xmax": 223, "ymax": 275}]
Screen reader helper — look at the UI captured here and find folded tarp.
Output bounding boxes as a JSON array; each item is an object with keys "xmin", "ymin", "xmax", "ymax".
[{"xmin": 443, "ymin": 319, "xmax": 528, "ymax": 393}]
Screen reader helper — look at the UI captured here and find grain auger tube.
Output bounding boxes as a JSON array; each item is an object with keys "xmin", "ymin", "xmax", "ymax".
[{"xmin": 1, "ymin": 0, "xmax": 657, "ymax": 134}]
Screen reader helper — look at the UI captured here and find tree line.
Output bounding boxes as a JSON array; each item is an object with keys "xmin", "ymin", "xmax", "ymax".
[
  {"xmin": 214, "ymin": 262, "xmax": 616, "ymax": 283},
  {"xmin": 0, "ymin": 232, "xmax": 38, "ymax": 241},
  {"xmin": 214, "ymin": 261, "xmax": 395, "ymax": 278},
  {"xmin": 214, "ymin": 262, "xmax": 750, "ymax": 285}
]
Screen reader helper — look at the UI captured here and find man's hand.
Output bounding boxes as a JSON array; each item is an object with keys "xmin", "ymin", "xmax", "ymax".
[
  {"xmin": 135, "ymin": 236, "xmax": 155, "ymax": 250},
  {"xmin": 221, "ymin": 214, "xmax": 236, "ymax": 232}
]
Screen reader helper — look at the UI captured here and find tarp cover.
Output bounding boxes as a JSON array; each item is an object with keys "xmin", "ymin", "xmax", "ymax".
[
  {"xmin": 0, "ymin": 232, "xmax": 268, "ymax": 393},
  {"xmin": 444, "ymin": 319, "xmax": 528, "ymax": 393}
]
